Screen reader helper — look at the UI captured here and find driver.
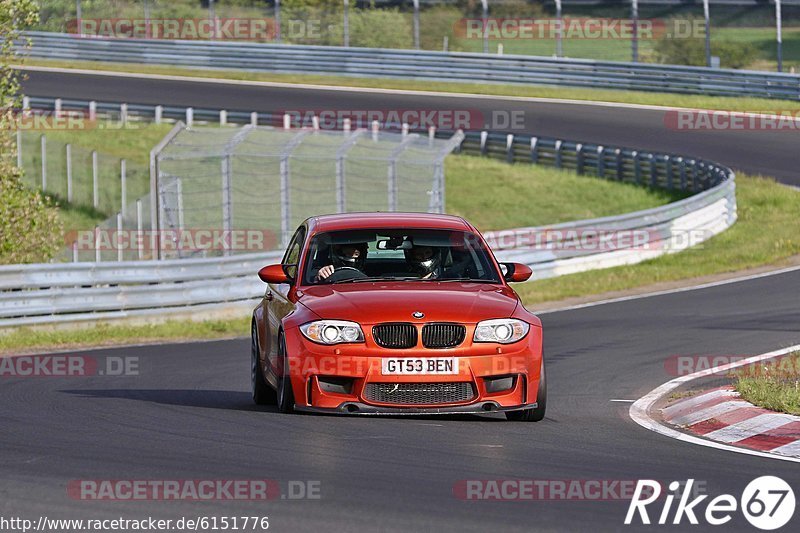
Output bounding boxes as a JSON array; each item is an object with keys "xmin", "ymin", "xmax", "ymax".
[
  {"xmin": 315, "ymin": 242, "xmax": 368, "ymax": 281},
  {"xmin": 405, "ymin": 245, "xmax": 442, "ymax": 279}
]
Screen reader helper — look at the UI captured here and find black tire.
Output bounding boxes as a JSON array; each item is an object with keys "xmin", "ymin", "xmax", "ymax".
[
  {"xmin": 276, "ymin": 332, "xmax": 295, "ymax": 414},
  {"xmin": 506, "ymin": 358, "xmax": 547, "ymax": 422},
  {"xmin": 251, "ymin": 323, "xmax": 277, "ymax": 405}
]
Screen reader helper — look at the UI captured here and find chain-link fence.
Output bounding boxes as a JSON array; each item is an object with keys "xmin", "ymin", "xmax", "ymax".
[
  {"xmin": 32, "ymin": 1, "xmax": 800, "ymax": 71},
  {"xmin": 153, "ymin": 123, "xmax": 463, "ymax": 259}
]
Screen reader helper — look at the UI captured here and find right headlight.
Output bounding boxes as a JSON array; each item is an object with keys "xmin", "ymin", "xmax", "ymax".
[
  {"xmin": 300, "ymin": 320, "xmax": 365, "ymax": 345},
  {"xmin": 473, "ymin": 319, "xmax": 529, "ymax": 344}
]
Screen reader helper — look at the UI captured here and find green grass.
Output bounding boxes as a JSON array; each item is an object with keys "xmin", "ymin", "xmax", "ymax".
[
  {"xmin": 0, "ymin": 318, "xmax": 251, "ymax": 355},
  {"xmin": 735, "ymin": 353, "xmax": 800, "ymax": 415},
  {"xmin": 21, "ymin": 58, "xmax": 800, "ymax": 114},
  {"xmin": 515, "ymin": 174, "xmax": 800, "ymax": 305},
  {"xmin": 445, "ymin": 155, "xmax": 686, "ymax": 230}
]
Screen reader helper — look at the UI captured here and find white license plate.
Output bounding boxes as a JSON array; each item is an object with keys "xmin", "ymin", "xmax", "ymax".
[{"xmin": 381, "ymin": 358, "xmax": 459, "ymax": 375}]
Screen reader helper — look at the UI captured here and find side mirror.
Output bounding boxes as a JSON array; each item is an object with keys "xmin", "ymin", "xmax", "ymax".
[
  {"xmin": 501, "ymin": 262, "xmax": 532, "ymax": 283},
  {"xmin": 258, "ymin": 264, "xmax": 290, "ymax": 284}
]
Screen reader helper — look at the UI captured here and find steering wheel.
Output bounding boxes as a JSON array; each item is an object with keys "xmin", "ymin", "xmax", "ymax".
[{"xmin": 323, "ymin": 266, "xmax": 368, "ymax": 283}]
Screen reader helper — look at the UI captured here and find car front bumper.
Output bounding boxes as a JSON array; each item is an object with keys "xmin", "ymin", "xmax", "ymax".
[{"xmin": 283, "ymin": 328, "xmax": 543, "ymax": 414}]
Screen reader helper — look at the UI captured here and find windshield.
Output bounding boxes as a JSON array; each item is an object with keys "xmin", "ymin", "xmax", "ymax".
[{"xmin": 302, "ymin": 229, "xmax": 501, "ymax": 285}]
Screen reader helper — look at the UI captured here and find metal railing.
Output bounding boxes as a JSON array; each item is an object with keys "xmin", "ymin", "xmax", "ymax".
[
  {"xmin": 19, "ymin": 32, "xmax": 800, "ymax": 100},
  {"xmin": 0, "ymin": 97, "xmax": 736, "ymax": 327}
]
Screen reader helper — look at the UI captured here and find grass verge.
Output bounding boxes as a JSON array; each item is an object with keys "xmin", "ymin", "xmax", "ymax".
[
  {"xmin": 0, "ymin": 318, "xmax": 251, "ymax": 355},
  {"xmin": 735, "ymin": 353, "xmax": 800, "ymax": 415},
  {"xmin": 21, "ymin": 58, "xmax": 800, "ymax": 113},
  {"xmin": 445, "ymin": 155, "xmax": 685, "ymax": 230},
  {"xmin": 515, "ymin": 174, "xmax": 800, "ymax": 305}
]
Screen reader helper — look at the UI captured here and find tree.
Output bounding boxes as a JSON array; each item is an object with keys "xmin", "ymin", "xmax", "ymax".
[{"xmin": 0, "ymin": 0, "xmax": 63, "ymax": 264}]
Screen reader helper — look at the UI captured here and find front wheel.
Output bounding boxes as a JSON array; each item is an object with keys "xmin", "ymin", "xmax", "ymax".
[
  {"xmin": 506, "ymin": 358, "xmax": 547, "ymax": 422},
  {"xmin": 276, "ymin": 332, "xmax": 295, "ymax": 414},
  {"xmin": 251, "ymin": 324, "xmax": 276, "ymax": 405}
]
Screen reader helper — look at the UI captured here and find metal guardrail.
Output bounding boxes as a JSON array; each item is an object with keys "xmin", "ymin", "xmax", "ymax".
[
  {"xmin": 20, "ymin": 31, "xmax": 800, "ymax": 100},
  {"xmin": 1, "ymin": 97, "xmax": 736, "ymax": 327}
]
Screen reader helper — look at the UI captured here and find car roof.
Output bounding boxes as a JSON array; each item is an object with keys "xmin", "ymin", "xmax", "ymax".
[{"xmin": 307, "ymin": 212, "xmax": 474, "ymax": 233}]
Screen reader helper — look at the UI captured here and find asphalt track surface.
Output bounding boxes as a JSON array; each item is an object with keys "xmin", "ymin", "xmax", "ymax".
[{"xmin": 2, "ymin": 69, "xmax": 798, "ymax": 531}]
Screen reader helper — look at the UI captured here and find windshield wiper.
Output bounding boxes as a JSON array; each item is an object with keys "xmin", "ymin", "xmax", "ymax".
[
  {"xmin": 434, "ymin": 277, "xmax": 497, "ymax": 283},
  {"xmin": 330, "ymin": 276, "xmax": 418, "ymax": 284}
]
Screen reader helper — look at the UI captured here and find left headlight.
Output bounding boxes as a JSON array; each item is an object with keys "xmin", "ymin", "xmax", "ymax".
[
  {"xmin": 473, "ymin": 319, "xmax": 529, "ymax": 344},
  {"xmin": 300, "ymin": 320, "xmax": 365, "ymax": 345}
]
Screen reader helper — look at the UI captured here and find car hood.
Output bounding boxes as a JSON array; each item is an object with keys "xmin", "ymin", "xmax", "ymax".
[{"xmin": 297, "ymin": 282, "xmax": 519, "ymax": 324}]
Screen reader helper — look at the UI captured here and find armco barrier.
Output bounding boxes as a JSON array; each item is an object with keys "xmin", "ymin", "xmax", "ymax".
[
  {"xmin": 0, "ymin": 99, "xmax": 736, "ymax": 327},
  {"xmin": 18, "ymin": 32, "xmax": 800, "ymax": 100}
]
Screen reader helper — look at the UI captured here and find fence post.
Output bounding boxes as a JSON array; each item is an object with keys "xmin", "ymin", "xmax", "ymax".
[
  {"xmin": 554, "ymin": 140, "xmax": 563, "ymax": 168},
  {"xmin": 666, "ymin": 155, "xmax": 674, "ymax": 190},
  {"xmin": 576, "ymin": 143, "xmax": 584, "ymax": 175},
  {"xmin": 220, "ymin": 110, "xmax": 227, "ymax": 126},
  {"xmin": 480, "ymin": 131, "xmax": 488, "ymax": 155},
  {"xmin": 615, "ymin": 148, "xmax": 623, "ymax": 181},
  {"xmin": 413, "ymin": 0, "xmax": 420, "ymax": 49},
  {"xmin": 691, "ymin": 159, "xmax": 699, "ymax": 192},
  {"xmin": 402, "ymin": 123, "xmax": 409, "ymax": 137},
  {"xmin": 371, "ymin": 120, "xmax": 379, "ymax": 142},
  {"xmin": 631, "ymin": 0, "xmax": 639, "ymax": 62},
  {"xmin": 54, "ymin": 98, "xmax": 62, "ymax": 118},
  {"xmin": 596, "ymin": 145, "xmax": 605, "ymax": 178},
  {"xmin": 94, "ymin": 225, "xmax": 101, "ymax": 263},
  {"xmin": 530, "ymin": 136, "xmax": 538, "ymax": 164},
  {"xmin": 120, "ymin": 103, "xmax": 128, "ymax": 127},
  {"xmin": 136, "ymin": 198, "xmax": 143, "ymax": 260},
  {"xmin": 155, "ymin": 105, "xmax": 163, "ymax": 124},
  {"xmin": 120, "ymin": 159, "xmax": 127, "ymax": 217},
  {"xmin": 66, "ymin": 144, "xmax": 73, "ymax": 202},
  {"xmin": 428, "ymin": 126, "xmax": 436, "ymax": 147},
  {"xmin": 343, "ymin": 0, "xmax": 350, "ymax": 47},
  {"xmin": 506, "ymin": 134, "xmax": 514, "ymax": 164},
  {"xmin": 89, "ymin": 100, "xmax": 96, "ymax": 121},
  {"xmin": 72, "ymin": 241, "xmax": 78, "ymax": 263},
  {"xmin": 22, "ymin": 96, "xmax": 30, "ymax": 116},
  {"xmin": 275, "ymin": 0, "xmax": 282, "ymax": 42},
  {"xmin": 251, "ymin": 111, "xmax": 258, "ymax": 126},
  {"xmin": 555, "ymin": 0, "xmax": 563, "ymax": 58},
  {"xmin": 678, "ymin": 157, "xmax": 687, "ymax": 191},
  {"xmin": 16, "ymin": 129, "xmax": 23, "ymax": 169},
  {"xmin": 221, "ymin": 156, "xmax": 233, "ymax": 256},
  {"xmin": 283, "ymin": 113, "xmax": 291, "ymax": 130},
  {"xmin": 172, "ymin": 178, "xmax": 183, "ymax": 234},
  {"xmin": 92, "ymin": 150, "xmax": 98, "ymax": 209},
  {"xmin": 343, "ymin": 118, "xmax": 351, "ymax": 133},
  {"xmin": 481, "ymin": 0, "xmax": 489, "ymax": 54},
  {"xmin": 40, "ymin": 134, "xmax": 47, "ymax": 191},
  {"xmin": 633, "ymin": 150, "xmax": 641, "ymax": 184},
  {"xmin": 116, "ymin": 212, "xmax": 123, "ymax": 262},
  {"xmin": 649, "ymin": 154, "xmax": 658, "ymax": 188},
  {"xmin": 186, "ymin": 107, "xmax": 193, "ymax": 127}
]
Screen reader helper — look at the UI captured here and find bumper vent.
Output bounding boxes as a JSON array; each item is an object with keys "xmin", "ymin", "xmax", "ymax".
[
  {"xmin": 373, "ymin": 323, "xmax": 417, "ymax": 349},
  {"xmin": 422, "ymin": 323, "xmax": 466, "ymax": 349},
  {"xmin": 363, "ymin": 382, "xmax": 475, "ymax": 405}
]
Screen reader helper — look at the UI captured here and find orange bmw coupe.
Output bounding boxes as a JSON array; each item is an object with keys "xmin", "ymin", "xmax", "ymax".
[{"xmin": 251, "ymin": 212, "xmax": 545, "ymax": 421}]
